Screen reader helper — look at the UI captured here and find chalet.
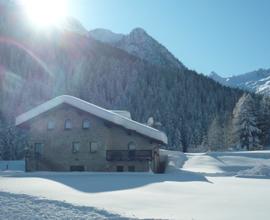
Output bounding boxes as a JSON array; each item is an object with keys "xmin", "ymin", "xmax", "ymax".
[{"xmin": 15, "ymin": 95, "xmax": 167, "ymax": 172}]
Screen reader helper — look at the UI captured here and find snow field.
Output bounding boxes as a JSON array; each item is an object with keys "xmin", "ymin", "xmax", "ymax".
[{"xmin": 0, "ymin": 150, "xmax": 270, "ymax": 219}]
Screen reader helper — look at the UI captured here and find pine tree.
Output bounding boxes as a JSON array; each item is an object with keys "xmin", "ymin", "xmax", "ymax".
[
  {"xmin": 232, "ymin": 94, "xmax": 262, "ymax": 150},
  {"xmin": 0, "ymin": 116, "xmax": 28, "ymax": 160},
  {"xmin": 257, "ymin": 96, "xmax": 270, "ymax": 147},
  {"xmin": 207, "ymin": 116, "xmax": 225, "ymax": 151},
  {"xmin": 223, "ymin": 113, "xmax": 234, "ymax": 150},
  {"xmin": 174, "ymin": 128, "xmax": 183, "ymax": 151}
]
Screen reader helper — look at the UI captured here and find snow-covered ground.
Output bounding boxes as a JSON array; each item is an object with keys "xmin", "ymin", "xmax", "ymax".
[
  {"xmin": 0, "ymin": 191, "xmax": 130, "ymax": 220},
  {"xmin": 0, "ymin": 151, "xmax": 270, "ymax": 220},
  {"xmin": 183, "ymin": 151, "xmax": 270, "ymax": 175}
]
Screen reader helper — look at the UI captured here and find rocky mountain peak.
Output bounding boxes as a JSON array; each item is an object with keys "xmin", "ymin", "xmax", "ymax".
[
  {"xmin": 118, "ymin": 27, "xmax": 185, "ymax": 70},
  {"xmin": 89, "ymin": 27, "xmax": 185, "ymax": 70},
  {"xmin": 129, "ymin": 27, "xmax": 148, "ymax": 37}
]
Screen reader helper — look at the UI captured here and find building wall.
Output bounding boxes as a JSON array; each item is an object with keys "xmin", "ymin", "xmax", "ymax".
[{"xmin": 24, "ymin": 104, "xmax": 160, "ymax": 172}]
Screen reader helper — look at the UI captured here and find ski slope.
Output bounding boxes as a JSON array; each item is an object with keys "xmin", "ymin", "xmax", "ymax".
[{"xmin": 0, "ymin": 151, "xmax": 270, "ymax": 220}]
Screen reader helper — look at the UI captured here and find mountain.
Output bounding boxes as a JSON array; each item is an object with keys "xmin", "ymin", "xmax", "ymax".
[
  {"xmin": 89, "ymin": 28, "xmax": 124, "ymax": 43},
  {"xmin": 2, "ymin": 1, "xmax": 266, "ymax": 153},
  {"xmin": 209, "ymin": 69, "xmax": 270, "ymax": 95},
  {"xmin": 209, "ymin": 71, "xmax": 227, "ymax": 84},
  {"xmin": 89, "ymin": 27, "xmax": 185, "ymax": 70}
]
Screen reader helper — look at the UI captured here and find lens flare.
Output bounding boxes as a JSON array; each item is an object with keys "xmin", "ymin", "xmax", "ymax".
[{"xmin": 21, "ymin": 0, "xmax": 68, "ymax": 28}]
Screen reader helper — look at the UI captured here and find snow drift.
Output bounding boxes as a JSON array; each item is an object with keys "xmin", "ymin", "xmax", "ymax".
[{"xmin": 237, "ymin": 164, "xmax": 270, "ymax": 177}]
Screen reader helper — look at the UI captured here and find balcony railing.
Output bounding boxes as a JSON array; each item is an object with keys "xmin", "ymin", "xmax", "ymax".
[{"xmin": 106, "ymin": 150, "xmax": 152, "ymax": 161}]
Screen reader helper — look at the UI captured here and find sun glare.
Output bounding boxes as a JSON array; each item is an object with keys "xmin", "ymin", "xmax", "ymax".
[{"xmin": 21, "ymin": 0, "xmax": 68, "ymax": 28}]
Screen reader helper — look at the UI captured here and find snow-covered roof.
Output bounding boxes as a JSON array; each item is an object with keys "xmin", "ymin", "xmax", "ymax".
[
  {"xmin": 111, "ymin": 110, "xmax": 131, "ymax": 119},
  {"xmin": 15, "ymin": 95, "xmax": 167, "ymax": 144}
]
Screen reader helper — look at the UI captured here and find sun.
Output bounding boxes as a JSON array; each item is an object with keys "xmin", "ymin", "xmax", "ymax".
[{"xmin": 21, "ymin": 0, "xmax": 68, "ymax": 28}]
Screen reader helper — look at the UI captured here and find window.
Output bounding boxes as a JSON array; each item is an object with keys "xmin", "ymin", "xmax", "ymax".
[
  {"xmin": 72, "ymin": 142, "xmax": 80, "ymax": 153},
  {"xmin": 128, "ymin": 142, "xmax": 136, "ymax": 160},
  {"xmin": 128, "ymin": 141, "xmax": 136, "ymax": 150},
  {"xmin": 116, "ymin": 165, "xmax": 124, "ymax": 172},
  {"xmin": 128, "ymin": 166, "xmax": 135, "ymax": 172},
  {"xmin": 34, "ymin": 143, "xmax": 44, "ymax": 158},
  {"xmin": 47, "ymin": 121, "xmax": 55, "ymax": 130},
  {"xmin": 65, "ymin": 119, "xmax": 72, "ymax": 129},
  {"xmin": 82, "ymin": 119, "xmax": 90, "ymax": 129},
  {"xmin": 90, "ymin": 142, "xmax": 98, "ymax": 153}
]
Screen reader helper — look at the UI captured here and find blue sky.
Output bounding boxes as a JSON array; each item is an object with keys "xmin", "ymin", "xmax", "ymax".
[{"xmin": 68, "ymin": 0, "xmax": 270, "ymax": 77}]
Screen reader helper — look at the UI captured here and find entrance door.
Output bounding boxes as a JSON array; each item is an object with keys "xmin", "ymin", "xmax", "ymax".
[
  {"xmin": 70, "ymin": 165, "xmax": 85, "ymax": 171},
  {"xmin": 116, "ymin": 165, "xmax": 124, "ymax": 172}
]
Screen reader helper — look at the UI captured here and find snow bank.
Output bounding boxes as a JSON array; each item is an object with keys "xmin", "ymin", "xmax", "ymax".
[
  {"xmin": 183, "ymin": 150, "xmax": 270, "ymax": 175},
  {"xmin": 237, "ymin": 164, "xmax": 270, "ymax": 177},
  {"xmin": 159, "ymin": 149, "xmax": 187, "ymax": 173}
]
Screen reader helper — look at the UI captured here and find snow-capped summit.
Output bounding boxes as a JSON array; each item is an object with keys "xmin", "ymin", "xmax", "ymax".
[
  {"xmin": 89, "ymin": 27, "xmax": 185, "ymax": 70},
  {"xmin": 209, "ymin": 68, "xmax": 270, "ymax": 95}
]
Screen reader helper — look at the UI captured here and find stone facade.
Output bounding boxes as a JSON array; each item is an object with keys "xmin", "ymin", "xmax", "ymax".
[{"xmin": 22, "ymin": 104, "xmax": 161, "ymax": 172}]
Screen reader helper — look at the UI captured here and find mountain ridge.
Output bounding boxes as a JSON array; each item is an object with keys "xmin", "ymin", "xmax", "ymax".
[
  {"xmin": 209, "ymin": 68, "xmax": 270, "ymax": 95},
  {"xmin": 89, "ymin": 27, "xmax": 185, "ymax": 70}
]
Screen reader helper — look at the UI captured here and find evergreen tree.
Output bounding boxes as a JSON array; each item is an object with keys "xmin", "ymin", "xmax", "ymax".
[
  {"xmin": 207, "ymin": 116, "xmax": 225, "ymax": 151},
  {"xmin": 232, "ymin": 94, "xmax": 262, "ymax": 150},
  {"xmin": 174, "ymin": 128, "xmax": 183, "ymax": 151},
  {"xmin": 0, "ymin": 115, "xmax": 28, "ymax": 160},
  {"xmin": 257, "ymin": 96, "xmax": 270, "ymax": 147}
]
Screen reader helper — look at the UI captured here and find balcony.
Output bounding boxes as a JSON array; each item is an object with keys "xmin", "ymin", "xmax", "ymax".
[{"xmin": 106, "ymin": 150, "xmax": 152, "ymax": 161}]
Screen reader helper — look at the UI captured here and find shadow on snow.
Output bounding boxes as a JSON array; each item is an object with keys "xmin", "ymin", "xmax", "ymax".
[{"xmin": 0, "ymin": 169, "xmax": 210, "ymax": 193}]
